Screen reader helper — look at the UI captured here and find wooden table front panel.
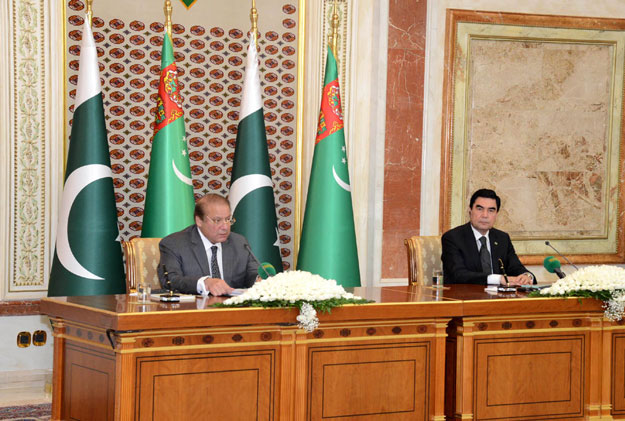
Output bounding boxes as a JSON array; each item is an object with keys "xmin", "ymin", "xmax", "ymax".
[
  {"xmin": 304, "ymin": 319, "xmax": 447, "ymax": 421},
  {"xmin": 135, "ymin": 349, "xmax": 277, "ymax": 421},
  {"xmin": 613, "ymin": 331, "xmax": 625, "ymax": 416},
  {"xmin": 308, "ymin": 341, "xmax": 429, "ymax": 420},
  {"xmin": 452, "ymin": 314, "xmax": 598, "ymax": 421},
  {"xmin": 473, "ymin": 335, "xmax": 585, "ymax": 419},
  {"xmin": 63, "ymin": 342, "xmax": 116, "ymax": 421}
]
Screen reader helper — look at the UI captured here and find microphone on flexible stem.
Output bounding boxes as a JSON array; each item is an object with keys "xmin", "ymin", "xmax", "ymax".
[
  {"xmin": 497, "ymin": 258, "xmax": 517, "ymax": 292},
  {"xmin": 498, "ymin": 258, "xmax": 510, "ymax": 286},
  {"xmin": 544, "ymin": 241, "xmax": 579, "ymax": 270},
  {"xmin": 244, "ymin": 243, "xmax": 262, "ymax": 266},
  {"xmin": 161, "ymin": 265, "xmax": 180, "ymax": 302},
  {"xmin": 543, "ymin": 256, "xmax": 566, "ymax": 279},
  {"xmin": 244, "ymin": 243, "xmax": 276, "ymax": 279}
]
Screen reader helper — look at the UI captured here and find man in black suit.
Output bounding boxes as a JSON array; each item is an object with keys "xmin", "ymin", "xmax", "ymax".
[
  {"xmin": 441, "ymin": 189, "xmax": 534, "ymax": 285},
  {"xmin": 157, "ymin": 194, "xmax": 258, "ymax": 295}
]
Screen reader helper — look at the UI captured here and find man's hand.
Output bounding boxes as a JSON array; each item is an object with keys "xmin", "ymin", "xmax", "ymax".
[
  {"xmin": 204, "ymin": 278, "xmax": 233, "ymax": 296},
  {"xmin": 504, "ymin": 273, "xmax": 533, "ymax": 286}
]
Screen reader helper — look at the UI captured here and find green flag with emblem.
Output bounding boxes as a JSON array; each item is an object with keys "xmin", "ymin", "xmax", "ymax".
[
  {"xmin": 228, "ymin": 33, "xmax": 283, "ymax": 272},
  {"xmin": 297, "ymin": 46, "xmax": 360, "ymax": 287},
  {"xmin": 48, "ymin": 21, "xmax": 125, "ymax": 296},
  {"xmin": 141, "ymin": 33, "xmax": 195, "ymax": 238}
]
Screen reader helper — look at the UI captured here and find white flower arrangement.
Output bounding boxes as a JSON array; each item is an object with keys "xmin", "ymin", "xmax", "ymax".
[
  {"xmin": 220, "ymin": 270, "xmax": 369, "ymax": 331},
  {"xmin": 538, "ymin": 265, "xmax": 625, "ymax": 321}
]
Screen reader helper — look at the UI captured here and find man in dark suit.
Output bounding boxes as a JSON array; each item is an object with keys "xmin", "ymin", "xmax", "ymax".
[
  {"xmin": 441, "ymin": 189, "xmax": 535, "ymax": 285},
  {"xmin": 157, "ymin": 194, "xmax": 258, "ymax": 295}
]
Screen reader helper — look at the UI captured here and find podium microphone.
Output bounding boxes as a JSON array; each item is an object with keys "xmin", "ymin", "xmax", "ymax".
[
  {"xmin": 544, "ymin": 241, "xmax": 579, "ymax": 270},
  {"xmin": 244, "ymin": 243, "xmax": 277, "ymax": 279},
  {"xmin": 543, "ymin": 256, "xmax": 566, "ymax": 279},
  {"xmin": 257, "ymin": 262, "xmax": 276, "ymax": 279}
]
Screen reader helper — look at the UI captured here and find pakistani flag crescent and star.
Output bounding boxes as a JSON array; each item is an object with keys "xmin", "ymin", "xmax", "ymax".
[
  {"xmin": 48, "ymin": 20, "xmax": 125, "ymax": 296},
  {"xmin": 228, "ymin": 32, "xmax": 283, "ymax": 271},
  {"xmin": 296, "ymin": 46, "xmax": 361, "ymax": 287},
  {"xmin": 141, "ymin": 32, "xmax": 195, "ymax": 238}
]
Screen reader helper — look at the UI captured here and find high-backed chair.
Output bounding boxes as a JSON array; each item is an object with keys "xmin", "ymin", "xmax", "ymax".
[
  {"xmin": 122, "ymin": 237, "xmax": 163, "ymax": 293},
  {"xmin": 404, "ymin": 235, "xmax": 442, "ymax": 285}
]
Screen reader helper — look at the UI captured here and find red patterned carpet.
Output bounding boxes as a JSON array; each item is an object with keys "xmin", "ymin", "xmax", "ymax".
[{"xmin": 0, "ymin": 403, "xmax": 50, "ymax": 420}]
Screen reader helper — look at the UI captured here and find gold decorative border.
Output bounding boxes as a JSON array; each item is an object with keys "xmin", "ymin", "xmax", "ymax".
[
  {"xmin": 440, "ymin": 10, "xmax": 625, "ymax": 264},
  {"xmin": 294, "ymin": 0, "xmax": 306, "ymax": 267},
  {"xmin": 11, "ymin": 0, "xmax": 47, "ymax": 291}
]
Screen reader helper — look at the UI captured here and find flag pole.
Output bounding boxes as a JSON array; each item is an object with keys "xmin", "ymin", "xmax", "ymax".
[
  {"xmin": 85, "ymin": 0, "xmax": 93, "ymax": 27},
  {"xmin": 329, "ymin": 0, "xmax": 339, "ymax": 58},
  {"xmin": 164, "ymin": 0, "xmax": 173, "ymax": 39},
  {"xmin": 250, "ymin": 0, "xmax": 258, "ymax": 48}
]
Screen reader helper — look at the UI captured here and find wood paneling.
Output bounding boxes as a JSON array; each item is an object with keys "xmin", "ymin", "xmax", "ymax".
[
  {"xmin": 473, "ymin": 336, "xmax": 584, "ymax": 419},
  {"xmin": 63, "ymin": 343, "xmax": 115, "ymax": 421},
  {"xmin": 136, "ymin": 350, "xmax": 276, "ymax": 421},
  {"xmin": 613, "ymin": 333, "xmax": 625, "ymax": 415},
  {"xmin": 42, "ymin": 287, "xmax": 623, "ymax": 421},
  {"xmin": 308, "ymin": 342, "xmax": 429, "ymax": 420}
]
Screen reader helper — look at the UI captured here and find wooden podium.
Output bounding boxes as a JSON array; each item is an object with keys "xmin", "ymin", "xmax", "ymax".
[{"xmin": 41, "ymin": 285, "xmax": 625, "ymax": 420}]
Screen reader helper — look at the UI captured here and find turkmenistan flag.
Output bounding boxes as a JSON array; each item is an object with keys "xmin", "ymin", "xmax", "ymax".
[
  {"xmin": 141, "ymin": 33, "xmax": 195, "ymax": 238},
  {"xmin": 48, "ymin": 21, "xmax": 125, "ymax": 296},
  {"xmin": 229, "ymin": 33, "xmax": 283, "ymax": 272},
  {"xmin": 297, "ymin": 46, "xmax": 360, "ymax": 287}
]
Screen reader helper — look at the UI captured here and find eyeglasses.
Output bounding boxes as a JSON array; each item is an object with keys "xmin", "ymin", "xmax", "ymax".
[{"xmin": 206, "ymin": 216, "xmax": 236, "ymax": 226}]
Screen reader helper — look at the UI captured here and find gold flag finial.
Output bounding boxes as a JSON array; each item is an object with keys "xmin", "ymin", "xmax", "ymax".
[
  {"xmin": 86, "ymin": 0, "xmax": 93, "ymax": 27},
  {"xmin": 250, "ymin": 0, "xmax": 258, "ymax": 49},
  {"xmin": 329, "ymin": 0, "xmax": 339, "ymax": 56},
  {"xmin": 164, "ymin": 0, "xmax": 173, "ymax": 38}
]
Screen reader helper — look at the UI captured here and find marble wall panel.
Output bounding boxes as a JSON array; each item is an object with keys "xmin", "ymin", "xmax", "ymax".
[
  {"xmin": 442, "ymin": 11, "xmax": 625, "ymax": 263},
  {"xmin": 382, "ymin": 0, "xmax": 426, "ymax": 279}
]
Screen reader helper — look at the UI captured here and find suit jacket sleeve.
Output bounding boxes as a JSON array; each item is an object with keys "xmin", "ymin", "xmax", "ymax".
[
  {"xmin": 441, "ymin": 230, "xmax": 489, "ymax": 284},
  {"xmin": 157, "ymin": 234, "xmax": 204, "ymax": 294},
  {"xmin": 499, "ymin": 232, "xmax": 536, "ymax": 283}
]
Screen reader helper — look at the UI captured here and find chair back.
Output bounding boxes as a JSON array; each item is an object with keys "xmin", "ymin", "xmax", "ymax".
[
  {"xmin": 122, "ymin": 237, "xmax": 163, "ymax": 293},
  {"xmin": 404, "ymin": 235, "xmax": 442, "ymax": 285}
]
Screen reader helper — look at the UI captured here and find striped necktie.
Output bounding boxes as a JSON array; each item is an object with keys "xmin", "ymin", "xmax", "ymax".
[
  {"xmin": 210, "ymin": 245, "xmax": 221, "ymax": 279},
  {"xmin": 479, "ymin": 236, "xmax": 492, "ymax": 273}
]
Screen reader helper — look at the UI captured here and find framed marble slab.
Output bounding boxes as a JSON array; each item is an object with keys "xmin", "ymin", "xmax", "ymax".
[{"xmin": 440, "ymin": 10, "xmax": 625, "ymax": 264}]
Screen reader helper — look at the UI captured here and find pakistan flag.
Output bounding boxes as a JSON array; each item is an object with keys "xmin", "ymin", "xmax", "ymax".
[
  {"xmin": 229, "ymin": 33, "xmax": 283, "ymax": 271},
  {"xmin": 48, "ymin": 21, "xmax": 125, "ymax": 296}
]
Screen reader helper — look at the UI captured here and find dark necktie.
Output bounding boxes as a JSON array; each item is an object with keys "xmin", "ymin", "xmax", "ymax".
[
  {"xmin": 479, "ymin": 236, "xmax": 492, "ymax": 273},
  {"xmin": 210, "ymin": 245, "xmax": 221, "ymax": 279}
]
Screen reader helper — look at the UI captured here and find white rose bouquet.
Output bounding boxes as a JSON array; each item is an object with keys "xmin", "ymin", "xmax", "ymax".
[
  {"xmin": 535, "ymin": 265, "xmax": 625, "ymax": 321},
  {"xmin": 218, "ymin": 270, "xmax": 370, "ymax": 331}
]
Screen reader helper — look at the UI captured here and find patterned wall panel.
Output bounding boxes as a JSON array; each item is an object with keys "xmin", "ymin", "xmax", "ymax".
[
  {"xmin": 65, "ymin": 0, "xmax": 298, "ymax": 270},
  {"xmin": 10, "ymin": 0, "xmax": 48, "ymax": 292}
]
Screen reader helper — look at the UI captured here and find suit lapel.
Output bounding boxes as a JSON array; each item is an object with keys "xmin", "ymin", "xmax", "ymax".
[
  {"xmin": 221, "ymin": 237, "xmax": 234, "ymax": 281},
  {"xmin": 190, "ymin": 227, "xmax": 210, "ymax": 275}
]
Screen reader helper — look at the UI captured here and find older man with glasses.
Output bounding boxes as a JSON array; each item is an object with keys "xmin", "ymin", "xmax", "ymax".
[{"xmin": 157, "ymin": 193, "xmax": 259, "ymax": 295}]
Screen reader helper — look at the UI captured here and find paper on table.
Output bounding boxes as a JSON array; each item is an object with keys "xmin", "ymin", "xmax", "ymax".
[{"xmin": 228, "ymin": 288, "xmax": 246, "ymax": 296}]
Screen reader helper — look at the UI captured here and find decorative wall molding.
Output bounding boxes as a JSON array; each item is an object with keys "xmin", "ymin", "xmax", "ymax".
[{"xmin": 1, "ymin": 0, "xmax": 63, "ymax": 300}]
